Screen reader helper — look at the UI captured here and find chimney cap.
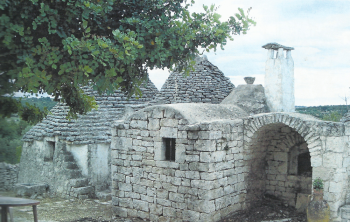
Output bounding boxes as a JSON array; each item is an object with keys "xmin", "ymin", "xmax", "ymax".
[{"xmin": 262, "ymin": 42, "xmax": 294, "ymax": 50}]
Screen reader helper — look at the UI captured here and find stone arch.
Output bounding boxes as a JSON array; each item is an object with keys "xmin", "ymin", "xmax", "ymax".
[
  {"xmin": 243, "ymin": 113, "xmax": 322, "ymax": 157},
  {"xmin": 242, "ymin": 113, "xmax": 320, "ymax": 208}
]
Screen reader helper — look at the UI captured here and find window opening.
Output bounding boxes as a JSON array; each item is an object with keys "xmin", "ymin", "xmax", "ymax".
[
  {"xmin": 164, "ymin": 138, "xmax": 176, "ymax": 161},
  {"xmin": 298, "ymin": 152, "xmax": 312, "ymax": 176},
  {"xmin": 44, "ymin": 141, "xmax": 55, "ymax": 161}
]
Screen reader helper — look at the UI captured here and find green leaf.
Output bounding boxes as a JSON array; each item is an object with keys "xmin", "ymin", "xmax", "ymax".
[
  {"xmin": 83, "ymin": 20, "xmax": 88, "ymax": 29},
  {"xmin": 84, "ymin": 65, "xmax": 93, "ymax": 73}
]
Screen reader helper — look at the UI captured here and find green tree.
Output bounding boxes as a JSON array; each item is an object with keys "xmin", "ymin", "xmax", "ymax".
[
  {"xmin": 1, "ymin": 0, "xmax": 255, "ymax": 122},
  {"xmin": 322, "ymin": 111, "xmax": 342, "ymax": 122},
  {"xmin": 0, "ymin": 118, "xmax": 31, "ymax": 163}
]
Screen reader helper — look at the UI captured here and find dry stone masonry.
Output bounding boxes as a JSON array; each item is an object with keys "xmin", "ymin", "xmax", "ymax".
[
  {"xmin": 154, "ymin": 56, "xmax": 234, "ymax": 104},
  {"xmin": 111, "ymin": 104, "xmax": 248, "ymax": 221},
  {"xmin": 12, "ymin": 43, "xmax": 350, "ymax": 221},
  {"xmin": 112, "ymin": 108, "xmax": 349, "ymax": 221},
  {"xmin": 18, "ymin": 79, "xmax": 159, "ymax": 198},
  {"xmin": 0, "ymin": 162, "xmax": 18, "ymax": 191}
]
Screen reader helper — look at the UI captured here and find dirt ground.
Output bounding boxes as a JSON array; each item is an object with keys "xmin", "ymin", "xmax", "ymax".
[{"xmin": 1, "ymin": 191, "xmax": 306, "ymax": 222}]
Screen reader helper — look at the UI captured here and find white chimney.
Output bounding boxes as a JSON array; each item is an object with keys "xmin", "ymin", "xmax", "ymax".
[{"xmin": 262, "ymin": 43, "xmax": 295, "ymax": 112}]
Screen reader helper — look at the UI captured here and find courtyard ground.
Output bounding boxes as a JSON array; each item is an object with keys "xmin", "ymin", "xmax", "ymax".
[{"xmin": 1, "ymin": 191, "xmax": 306, "ymax": 222}]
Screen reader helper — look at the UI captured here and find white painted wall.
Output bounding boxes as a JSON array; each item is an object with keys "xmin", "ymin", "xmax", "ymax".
[
  {"xmin": 90, "ymin": 143, "xmax": 110, "ymax": 186},
  {"xmin": 265, "ymin": 48, "xmax": 295, "ymax": 112},
  {"xmin": 68, "ymin": 144, "xmax": 89, "ymax": 176}
]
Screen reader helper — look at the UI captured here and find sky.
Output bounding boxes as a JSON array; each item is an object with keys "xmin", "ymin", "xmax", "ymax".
[{"xmin": 148, "ymin": 0, "xmax": 350, "ymax": 106}]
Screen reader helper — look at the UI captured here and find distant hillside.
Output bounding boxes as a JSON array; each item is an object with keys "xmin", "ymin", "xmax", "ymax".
[
  {"xmin": 296, "ymin": 105, "xmax": 349, "ymax": 122},
  {"xmin": 15, "ymin": 97, "xmax": 57, "ymax": 111}
]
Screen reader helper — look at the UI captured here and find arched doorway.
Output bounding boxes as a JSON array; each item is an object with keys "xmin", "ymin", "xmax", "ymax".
[{"xmin": 245, "ymin": 122, "xmax": 312, "ymax": 207}]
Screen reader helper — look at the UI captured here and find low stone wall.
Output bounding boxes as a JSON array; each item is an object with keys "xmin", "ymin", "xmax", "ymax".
[{"xmin": 0, "ymin": 162, "xmax": 19, "ymax": 191}]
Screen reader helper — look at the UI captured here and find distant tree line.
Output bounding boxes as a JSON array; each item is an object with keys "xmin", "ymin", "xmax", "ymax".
[
  {"xmin": 17, "ymin": 97, "xmax": 57, "ymax": 112},
  {"xmin": 296, "ymin": 105, "xmax": 349, "ymax": 122},
  {"xmin": 1, "ymin": 97, "xmax": 57, "ymax": 163}
]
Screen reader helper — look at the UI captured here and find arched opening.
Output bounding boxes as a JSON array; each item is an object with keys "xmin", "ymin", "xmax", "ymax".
[{"xmin": 245, "ymin": 123, "xmax": 312, "ymax": 208}]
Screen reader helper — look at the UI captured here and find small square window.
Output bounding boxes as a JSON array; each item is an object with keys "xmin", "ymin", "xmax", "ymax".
[{"xmin": 164, "ymin": 138, "xmax": 176, "ymax": 161}]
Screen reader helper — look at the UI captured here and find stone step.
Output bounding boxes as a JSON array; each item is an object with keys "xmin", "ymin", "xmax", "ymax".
[
  {"xmin": 64, "ymin": 162, "xmax": 78, "ymax": 170},
  {"xmin": 66, "ymin": 169, "xmax": 82, "ymax": 178},
  {"xmin": 69, "ymin": 178, "xmax": 89, "ymax": 188},
  {"xmin": 96, "ymin": 190, "xmax": 112, "ymax": 201},
  {"xmin": 64, "ymin": 154, "xmax": 75, "ymax": 162},
  {"xmin": 71, "ymin": 186, "xmax": 94, "ymax": 196}
]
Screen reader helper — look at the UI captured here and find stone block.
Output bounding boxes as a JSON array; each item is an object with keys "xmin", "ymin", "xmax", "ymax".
[
  {"xmin": 150, "ymin": 203, "xmax": 163, "ymax": 215},
  {"xmin": 133, "ymin": 199, "xmax": 149, "ymax": 212},
  {"xmin": 185, "ymin": 155, "xmax": 199, "ymax": 162},
  {"xmin": 295, "ymin": 193, "xmax": 309, "ymax": 213},
  {"xmin": 112, "ymin": 206, "xmax": 128, "ymax": 217},
  {"xmin": 200, "ymin": 152, "xmax": 211, "ymax": 162},
  {"xmin": 118, "ymin": 198, "xmax": 133, "ymax": 208},
  {"xmin": 15, "ymin": 183, "xmax": 48, "ymax": 197},
  {"xmin": 157, "ymin": 198, "xmax": 172, "ymax": 207},
  {"xmin": 274, "ymin": 152, "xmax": 288, "ymax": 161},
  {"xmin": 164, "ymin": 109, "xmax": 176, "ymax": 118},
  {"xmin": 157, "ymin": 189, "xmax": 169, "ymax": 199},
  {"xmin": 185, "ymin": 171, "xmax": 200, "ymax": 179},
  {"xmin": 329, "ymin": 181, "xmax": 343, "ymax": 193},
  {"xmin": 198, "ymin": 131, "xmax": 209, "ymax": 139},
  {"xmin": 209, "ymin": 131, "xmax": 222, "ymax": 139},
  {"xmin": 340, "ymin": 205, "xmax": 350, "ymax": 219},
  {"xmin": 193, "ymin": 200, "xmax": 216, "ymax": 213},
  {"xmin": 163, "ymin": 207, "xmax": 176, "ymax": 218},
  {"xmin": 323, "ymin": 153, "xmax": 343, "ymax": 168},
  {"xmin": 177, "ymin": 131, "xmax": 187, "ymax": 139},
  {"xmin": 212, "ymin": 151, "xmax": 226, "ymax": 162},
  {"xmin": 200, "ymin": 171, "xmax": 223, "ymax": 180},
  {"xmin": 326, "ymin": 136, "xmax": 347, "ymax": 153},
  {"xmin": 152, "ymin": 109, "xmax": 164, "ymax": 118},
  {"xmin": 130, "ymin": 120, "xmax": 148, "ymax": 129},
  {"xmin": 311, "ymin": 155, "xmax": 322, "ymax": 167},
  {"xmin": 160, "ymin": 119, "xmax": 178, "ymax": 127},
  {"xmin": 160, "ymin": 127, "xmax": 178, "ymax": 138},
  {"xmin": 195, "ymin": 140, "xmax": 216, "ymax": 152},
  {"xmin": 169, "ymin": 192, "xmax": 185, "ymax": 202}
]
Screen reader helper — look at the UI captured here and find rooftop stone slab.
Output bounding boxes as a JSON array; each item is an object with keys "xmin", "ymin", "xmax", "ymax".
[
  {"xmin": 154, "ymin": 56, "xmax": 235, "ymax": 104},
  {"xmin": 23, "ymin": 79, "xmax": 159, "ymax": 144},
  {"xmin": 262, "ymin": 42, "xmax": 294, "ymax": 50},
  {"xmin": 127, "ymin": 103, "xmax": 248, "ymax": 125}
]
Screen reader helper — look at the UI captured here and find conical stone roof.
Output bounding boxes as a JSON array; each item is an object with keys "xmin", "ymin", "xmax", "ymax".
[
  {"xmin": 154, "ymin": 56, "xmax": 235, "ymax": 104},
  {"xmin": 23, "ymin": 80, "xmax": 158, "ymax": 144}
]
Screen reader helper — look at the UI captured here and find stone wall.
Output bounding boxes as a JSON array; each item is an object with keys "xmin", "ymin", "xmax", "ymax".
[
  {"xmin": 111, "ymin": 106, "xmax": 248, "ymax": 221},
  {"xmin": 243, "ymin": 113, "xmax": 348, "ymax": 221},
  {"xmin": 245, "ymin": 123, "xmax": 312, "ymax": 208},
  {"xmin": 112, "ymin": 109, "xmax": 349, "ymax": 221},
  {"xmin": 0, "ymin": 162, "xmax": 19, "ymax": 191}
]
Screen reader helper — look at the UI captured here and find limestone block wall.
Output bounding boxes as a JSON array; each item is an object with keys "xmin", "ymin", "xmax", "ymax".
[
  {"xmin": 245, "ymin": 123, "xmax": 312, "ymax": 207},
  {"xmin": 243, "ymin": 113, "xmax": 348, "ymax": 221},
  {"xmin": 18, "ymin": 139, "xmax": 58, "ymax": 188},
  {"xmin": 0, "ymin": 162, "xmax": 19, "ymax": 191},
  {"xmin": 111, "ymin": 106, "xmax": 248, "ymax": 222}
]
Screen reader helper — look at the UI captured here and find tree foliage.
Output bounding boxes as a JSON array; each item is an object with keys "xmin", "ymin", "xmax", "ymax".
[
  {"xmin": 0, "ymin": 117, "xmax": 32, "ymax": 163},
  {"xmin": 1, "ymin": 0, "xmax": 255, "ymax": 122}
]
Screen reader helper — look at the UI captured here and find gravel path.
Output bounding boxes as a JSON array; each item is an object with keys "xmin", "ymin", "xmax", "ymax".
[{"xmin": 1, "ymin": 191, "xmax": 306, "ymax": 222}]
